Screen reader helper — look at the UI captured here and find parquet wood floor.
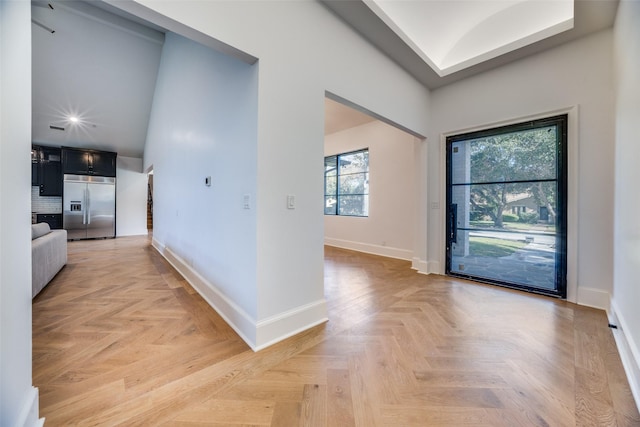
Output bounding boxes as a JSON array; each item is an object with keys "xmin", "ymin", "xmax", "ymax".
[{"xmin": 32, "ymin": 236, "xmax": 639, "ymax": 426}]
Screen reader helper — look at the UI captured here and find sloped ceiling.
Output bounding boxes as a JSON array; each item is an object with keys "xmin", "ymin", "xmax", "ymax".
[{"xmin": 31, "ymin": 1, "xmax": 164, "ymax": 157}]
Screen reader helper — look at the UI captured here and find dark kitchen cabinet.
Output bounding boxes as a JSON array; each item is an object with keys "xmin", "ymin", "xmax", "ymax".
[
  {"xmin": 40, "ymin": 160, "xmax": 62, "ymax": 196},
  {"xmin": 31, "ymin": 147, "xmax": 39, "ymax": 186},
  {"xmin": 36, "ymin": 213, "xmax": 62, "ymax": 230},
  {"xmin": 90, "ymin": 151, "xmax": 117, "ymax": 176},
  {"xmin": 62, "ymin": 147, "xmax": 116, "ymax": 177},
  {"xmin": 61, "ymin": 148, "xmax": 88, "ymax": 175},
  {"xmin": 32, "ymin": 145, "xmax": 62, "ymax": 196}
]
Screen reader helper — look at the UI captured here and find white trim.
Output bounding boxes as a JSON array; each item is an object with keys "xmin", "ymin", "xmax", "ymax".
[
  {"xmin": 325, "ymin": 238, "xmax": 413, "ymax": 261},
  {"xmin": 576, "ymin": 287, "xmax": 611, "ymax": 312},
  {"xmin": 427, "ymin": 260, "xmax": 441, "ymax": 275},
  {"xmin": 411, "ymin": 257, "xmax": 429, "ymax": 274},
  {"xmin": 255, "ymin": 300, "xmax": 328, "ymax": 351},
  {"xmin": 152, "ymin": 238, "xmax": 328, "ymax": 352},
  {"xmin": 609, "ymin": 301, "xmax": 640, "ymax": 410},
  {"xmin": 437, "ymin": 106, "xmax": 579, "ymax": 301},
  {"xmin": 152, "ymin": 238, "xmax": 257, "ymax": 349},
  {"xmin": 437, "ymin": 131, "xmax": 446, "ymax": 275},
  {"xmin": 565, "ymin": 106, "xmax": 579, "ymax": 304},
  {"xmin": 54, "ymin": 1, "xmax": 165, "ymax": 45},
  {"xmin": 325, "ymin": 91, "xmax": 426, "ymax": 139},
  {"xmin": 103, "ymin": 0, "xmax": 258, "ymax": 65},
  {"xmin": 412, "ymin": 258, "xmax": 441, "ymax": 276},
  {"xmin": 14, "ymin": 387, "xmax": 43, "ymax": 427}
]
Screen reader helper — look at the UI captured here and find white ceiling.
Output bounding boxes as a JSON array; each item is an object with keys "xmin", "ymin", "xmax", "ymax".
[
  {"xmin": 30, "ymin": 0, "xmax": 619, "ymax": 158},
  {"xmin": 31, "ymin": 1, "xmax": 163, "ymax": 157},
  {"xmin": 323, "ymin": 0, "xmax": 619, "ymax": 89},
  {"xmin": 325, "ymin": 98, "xmax": 376, "ymax": 135},
  {"xmin": 365, "ymin": 0, "xmax": 575, "ymax": 77},
  {"xmin": 30, "ymin": 0, "xmax": 382, "ymax": 156}
]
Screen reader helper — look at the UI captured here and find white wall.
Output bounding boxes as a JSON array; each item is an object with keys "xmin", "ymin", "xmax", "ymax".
[
  {"xmin": 612, "ymin": 0, "xmax": 640, "ymax": 406},
  {"xmin": 0, "ymin": 0, "xmax": 41, "ymax": 426},
  {"xmin": 123, "ymin": 0, "xmax": 431, "ymax": 349},
  {"xmin": 423, "ymin": 29, "xmax": 615, "ymax": 309},
  {"xmin": 324, "ymin": 121, "xmax": 418, "ymax": 260},
  {"xmin": 144, "ymin": 32, "xmax": 260, "ymax": 346},
  {"xmin": 116, "ymin": 156, "xmax": 148, "ymax": 237}
]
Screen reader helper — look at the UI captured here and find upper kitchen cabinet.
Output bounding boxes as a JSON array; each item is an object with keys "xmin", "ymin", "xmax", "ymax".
[
  {"xmin": 90, "ymin": 150, "xmax": 117, "ymax": 177},
  {"xmin": 62, "ymin": 147, "xmax": 117, "ymax": 177},
  {"xmin": 32, "ymin": 145, "xmax": 63, "ymax": 196},
  {"xmin": 31, "ymin": 147, "xmax": 39, "ymax": 186}
]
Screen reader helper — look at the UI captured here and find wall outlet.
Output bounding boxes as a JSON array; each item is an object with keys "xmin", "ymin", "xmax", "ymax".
[{"xmin": 243, "ymin": 194, "xmax": 251, "ymax": 209}]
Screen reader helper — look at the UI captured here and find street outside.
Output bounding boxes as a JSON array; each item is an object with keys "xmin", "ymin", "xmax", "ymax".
[{"xmin": 451, "ymin": 229, "xmax": 556, "ymax": 289}]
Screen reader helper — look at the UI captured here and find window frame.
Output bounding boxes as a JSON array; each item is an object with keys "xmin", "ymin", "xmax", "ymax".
[{"xmin": 324, "ymin": 148, "xmax": 369, "ymax": 217}]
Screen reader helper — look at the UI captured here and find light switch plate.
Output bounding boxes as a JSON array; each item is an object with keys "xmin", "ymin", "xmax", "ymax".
[
  {"xmin": 243, "ymin": 194, "xmax": 251, "ymax": 209},
  {"xmin": 287, "ymin": 195, "xmax": 295, "ymax": 209}
]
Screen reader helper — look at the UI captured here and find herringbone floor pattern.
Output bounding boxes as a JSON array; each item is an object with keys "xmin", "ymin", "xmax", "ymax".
[{"xmin": 32, "ymin": 236, "xmax": 639, "ymax": 426}]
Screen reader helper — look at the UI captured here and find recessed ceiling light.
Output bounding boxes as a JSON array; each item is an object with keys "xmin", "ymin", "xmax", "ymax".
[{"xmin": 69, "ymin": 116, "xmax": 79, "ymax": 123}]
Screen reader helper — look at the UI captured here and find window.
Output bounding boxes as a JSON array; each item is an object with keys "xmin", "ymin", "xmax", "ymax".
[{"xmin": 324, "ymin": 149, "xmax": 369, "ymax": 216}]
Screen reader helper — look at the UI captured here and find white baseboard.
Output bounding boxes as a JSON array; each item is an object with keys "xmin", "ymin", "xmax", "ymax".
[
  {"xmin": 151, "ymin": 237, "xmax": 163, "ymax": 251},
  {"xmin": 577, "ymin": 286, "xmax": 611, "ymax": 312},
  {"xmin": 325, "ymin": 238, "xmax": 412, "ymax": 261},
  {"xmin": 412, "ymin": 257, "xmax": 429, "ymax": 274},
  {"xmin": 152, "ymin": 238, "xmax": 257, "ymax": 347},
  {"xmin": 116, "ymin": 229, "xmax": 149, "ymax": 237},
  {"xmin": 411, "ymin": 259, "xmax": 442, "ymax": 276},
  {"xmin": 255, "ymin": 299, "xmax": 328, "ymax": 351},
  {"xmin": 427, "ymin": 260, "xmax": 441, "ymax": 275},
  {"xmin": 15, "ymin": 387, "xmax": 44, "ymax": 427},
  {"xmin": 152, "ymin": 238, "xmax": 328, "ymax": 351},
  {"xmin": 609, "ymin": 300, "xmax": 640, "ymax": 410}
]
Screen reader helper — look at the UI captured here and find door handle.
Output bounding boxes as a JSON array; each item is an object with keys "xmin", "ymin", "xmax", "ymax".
[
  {"xmin": 86, "ymin": 186, "xmax": 91, "ymax": 225},
  {"xmin": 82, "ymin": 187, "xmax": 87, "ymax": 225},
  {"xmin": 450, "ymin": 204, "xmax": 457, "ymax": 244}
]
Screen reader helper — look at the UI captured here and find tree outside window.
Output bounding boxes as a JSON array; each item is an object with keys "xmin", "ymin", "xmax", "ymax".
[{"xmin": 324, "ymin": 149, "xmax": 369, "ymax": 217}]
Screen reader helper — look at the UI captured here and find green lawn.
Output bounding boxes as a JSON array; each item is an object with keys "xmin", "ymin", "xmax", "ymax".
[
  {"xmin": 468, "ymin": 236, "xmax": 526, "ymax": 258},
  {"xmin": 470, "ymin": 220, "xmax": 555, "ymax": 233}
]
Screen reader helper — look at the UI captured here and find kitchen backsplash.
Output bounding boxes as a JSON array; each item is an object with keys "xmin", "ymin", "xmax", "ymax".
[{"xmin": 31, "ymin": 187, "xmax": 62, "ymax": 213}]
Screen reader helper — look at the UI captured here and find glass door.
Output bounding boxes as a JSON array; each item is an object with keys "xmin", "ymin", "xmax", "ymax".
[{"xmin": 446, "ymin": 115, "xmax": 567, "ymax": 297}]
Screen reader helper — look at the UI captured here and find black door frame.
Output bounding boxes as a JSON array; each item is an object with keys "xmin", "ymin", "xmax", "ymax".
[{"xmin": 445, "ymin": 114, "xmax": 568, "ymax": 298}]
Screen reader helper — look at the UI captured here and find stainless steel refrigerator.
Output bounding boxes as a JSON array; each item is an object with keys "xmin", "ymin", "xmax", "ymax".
[{"xmin": 63, "ymin": 174, "xmax": 116, "ymax": 240}]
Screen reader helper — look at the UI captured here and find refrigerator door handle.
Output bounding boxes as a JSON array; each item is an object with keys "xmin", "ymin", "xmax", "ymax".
[
  {"xmin": 82, "ymin": 187, "xmax": 87, "ymax": 225},
  {"xmin": 86, "ymin": 186, "xmax": 91, "ymax": 225}
]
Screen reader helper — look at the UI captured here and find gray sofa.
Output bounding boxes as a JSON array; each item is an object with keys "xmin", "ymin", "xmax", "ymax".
[{"xmin": 32, "ymin": 223, "xmax": 67, "ymax": 298}]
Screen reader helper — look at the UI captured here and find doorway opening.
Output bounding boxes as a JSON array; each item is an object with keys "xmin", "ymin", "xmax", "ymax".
[
  {"xmin": 445, "ymin": 114, "xmax": 568, "ymax": 297},
  {"xmin": 324, "ymin": 94, "xmax": 424, "ymax": 261}
]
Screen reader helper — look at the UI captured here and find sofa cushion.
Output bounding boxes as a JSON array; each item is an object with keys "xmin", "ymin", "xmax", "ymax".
[
  {"xmin": 32, "ymin": 228, "xmax": 67, "ymax": 298},
  {"xmin": 32, "ymin": 222, "xmax": 51, "ymax": 240}
]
